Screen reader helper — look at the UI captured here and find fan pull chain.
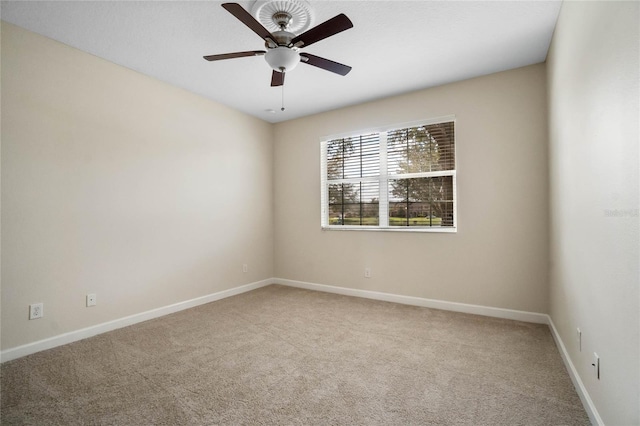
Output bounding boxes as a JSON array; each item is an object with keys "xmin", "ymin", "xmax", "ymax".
[{"xmin": 281, "ymin": 83, "xmax": 285, "ymax": 112}]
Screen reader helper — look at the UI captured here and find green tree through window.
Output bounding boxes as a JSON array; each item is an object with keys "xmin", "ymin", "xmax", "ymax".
[
  {"xmin": 326, "ymin": 135, "xmax": 380, "ymax": 225},
  {"xmin": 388, "ymin": 123, "xmax": 455, "ymax": 227}
]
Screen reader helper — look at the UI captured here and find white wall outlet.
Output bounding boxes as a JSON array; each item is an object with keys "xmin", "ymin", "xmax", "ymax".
[
  {"xmin": 364, "ymin": 268, "xmax": 371, "ymax": 278},
  {"xmin": 592, "ymin": 352, "xmax": 600, "ymax": 379},
  {"xmin": 242, "ymin": 264, "xmax": 248, "ymax": 273},
  {"xmin": 86, "ymin": 293, "xmax": 97, "ymax": 307},
  {"xmin": 29, "ymin": 303, "xmax": 44, "ymax": 320},
  {"xmin": 577, "ymin": 327, "xmax": 582, "ymax": 352}
]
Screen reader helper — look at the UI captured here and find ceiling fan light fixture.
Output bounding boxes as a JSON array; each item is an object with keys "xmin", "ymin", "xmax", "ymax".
[{"xmin": 265, "ymin": 46, "xmax": 300, "ymax": 72}]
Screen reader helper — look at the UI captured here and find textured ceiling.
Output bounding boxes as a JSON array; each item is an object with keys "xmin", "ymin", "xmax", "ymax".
[{"xmin": 0, "ymin": 1, "xmax": 562, "ymax": 123}]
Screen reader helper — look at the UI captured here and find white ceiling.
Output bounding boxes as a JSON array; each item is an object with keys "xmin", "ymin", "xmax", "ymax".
[{"xmin": 0, "ymin": 0, "xmax": 562, "ymax": 123}]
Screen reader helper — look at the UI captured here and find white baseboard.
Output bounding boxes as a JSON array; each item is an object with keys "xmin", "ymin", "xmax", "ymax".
[
  {"xmin": 2, "ymin": 276, "xmax": 600, "ymax": 425},
  {"xmin": 0, "ymin": 278, "xmax": 547, "ymax": 363},
  {"xmin": 0, "ymin": 279, "xmax": 273, "ymax": 363},
  {"xmin": 274, "ymin": 278, "xmax": 549, "ymax": 324},
  {"xmin": 547, "ymin": 317, "xmax": 603, "ymax": 426}
]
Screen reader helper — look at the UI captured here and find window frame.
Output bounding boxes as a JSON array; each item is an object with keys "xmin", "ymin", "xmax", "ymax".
[{"xmin": 320, "ymin": 116, "xmax": 457, "ymax": 233}]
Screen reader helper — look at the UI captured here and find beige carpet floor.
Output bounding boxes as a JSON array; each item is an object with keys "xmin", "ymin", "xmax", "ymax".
[{"xmin": 1, "ymin": 284, "xmax": 589, "ymax": 425}]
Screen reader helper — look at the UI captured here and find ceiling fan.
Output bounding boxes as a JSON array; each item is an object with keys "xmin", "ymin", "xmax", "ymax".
[{"xmin": 203, "ymin": 2, "xmax": 353, "ymax": 88}]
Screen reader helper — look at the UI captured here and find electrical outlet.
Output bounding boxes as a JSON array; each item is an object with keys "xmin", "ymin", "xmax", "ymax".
[
  {"xmin": 577, "ymin": 327, "xmax": 582, "ymax": 352},
  {"xmin": 242, "ymin": 264, "xmax": 248, "ymax": 273},
  {"xmin": 364, "ymin": 268, "xmax": 371, "ymax": 278},
  {"xmin": 592, "ymin": 352, "xmax": 600, "ymax": 379},
  {"xmin": 29, "ymin": 303, "xmax": 44, "ymax": 320},
  {"xmin": 86, "ymin": 293, "xmax": 97, "ymax": 307}
]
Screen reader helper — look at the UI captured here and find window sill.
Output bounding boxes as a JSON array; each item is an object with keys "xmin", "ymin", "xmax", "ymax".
[{"xmin": 321, "ymin": 226, "xmax": 457, "ymax": 233}]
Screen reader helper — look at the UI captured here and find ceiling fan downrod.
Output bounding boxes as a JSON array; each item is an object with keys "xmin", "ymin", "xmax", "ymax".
[{"xmin": 272, "ymin": 11, "xmax": 292, "ymax": 31}]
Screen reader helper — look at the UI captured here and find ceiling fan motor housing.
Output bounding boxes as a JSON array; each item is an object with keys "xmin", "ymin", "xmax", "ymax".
[{"xmin": 270, "ymin": 30, "xmax": 295, "ymax": 46}]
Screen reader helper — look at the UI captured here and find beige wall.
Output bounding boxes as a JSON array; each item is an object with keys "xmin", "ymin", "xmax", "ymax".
[
  {"xmin": 273, "ymin": 64, "xmax": 549, "ymax": 313},
  {"xmin": 1, "ymin": 23, "xmax": 274, "ymax": 350},
  {"xmin": 547, "ymin": 2, "xmax": 639, "ymax": 424}
]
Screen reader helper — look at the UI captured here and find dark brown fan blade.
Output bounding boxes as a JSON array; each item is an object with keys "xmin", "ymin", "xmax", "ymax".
[
  {"xmin": 203, "ymin": 51, "xmax": 266, "ymax": 61},
  {"xmin": 300, "ymin": 53, "xmax": 352, "ymax": 76},
  {"xmin": 290, "ymin": 14, "xmax": 353, "ymax": 48},
  {"xmin": 222, "ymin": 3, "xmax": 274, "ymax": 42},
  {"xmin": 271, "ymin": 70, "xmax": 284, "ymax": 87}
]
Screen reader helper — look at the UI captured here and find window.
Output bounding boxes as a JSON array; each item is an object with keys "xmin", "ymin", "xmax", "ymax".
[{"xmin": 321, "ymin": 117, "xmax": 456, "ymax": 232}]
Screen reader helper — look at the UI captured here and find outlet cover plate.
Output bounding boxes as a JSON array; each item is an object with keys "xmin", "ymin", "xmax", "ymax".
[
  {"xmin": 29, "ymin": 303, "xmax": 44, "ymax": 320},
  {"xmin": 87, "ymin": 294, "xmax": 97, "ymax": 307},
  {"xmin": 577, "ymin": 327, "xmax": 582, "ymax": 352}
]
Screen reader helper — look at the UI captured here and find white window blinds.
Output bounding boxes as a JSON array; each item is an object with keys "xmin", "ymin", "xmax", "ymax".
[{"xmin": 321, "ymin": 118, "xmax": 456, "ymax": 231}]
